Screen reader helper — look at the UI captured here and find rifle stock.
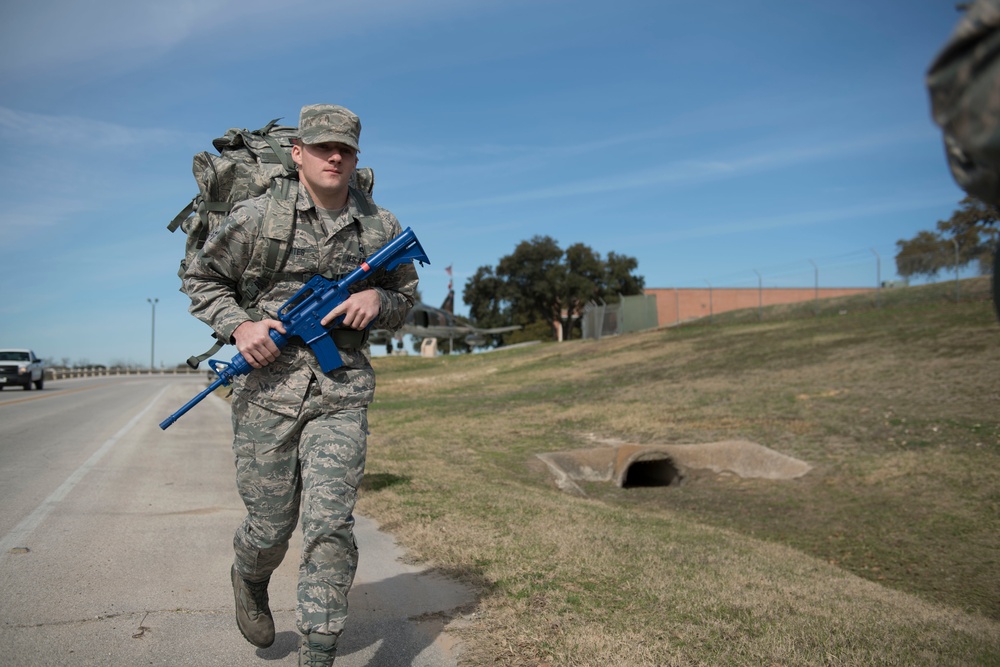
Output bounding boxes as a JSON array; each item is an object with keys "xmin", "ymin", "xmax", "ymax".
[{"xmin": 160, "ymin": 227, "xmax": 429, "ymax": 430}]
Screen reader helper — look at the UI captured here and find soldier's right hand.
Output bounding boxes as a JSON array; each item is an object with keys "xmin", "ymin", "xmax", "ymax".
[{"xmin": 233, "ymin": 319, "xmax": 287, "ymax": 368}]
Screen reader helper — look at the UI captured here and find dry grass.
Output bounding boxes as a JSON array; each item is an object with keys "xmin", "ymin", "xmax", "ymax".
[{"xmin": 359, "ymin": 278, "xmax": 1000, "ymax": 666}]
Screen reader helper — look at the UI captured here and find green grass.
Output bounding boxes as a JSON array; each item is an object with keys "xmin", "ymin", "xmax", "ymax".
[{"xmin": 359, "ymin": 277, "xmax": 1000, "ymax": 666}]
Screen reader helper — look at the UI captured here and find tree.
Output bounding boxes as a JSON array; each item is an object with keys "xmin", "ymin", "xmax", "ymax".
[
  {"xmin": 605, "ymin": 252, "xmax": 645, "ymax": 296},
  {"xmin": 464, "ymin": 266, "xmax": 511, "ymax": 331},
  {"xmin": 895, "ymin": 196, "xmax": 999, "ymax": 279},
  {"xmin": 496, "ymin": 235, "xmax": 564, "ymax": 332},
  {"xmin": 464, "ymin": 236, "xmax": 645, "ymax": 341}
]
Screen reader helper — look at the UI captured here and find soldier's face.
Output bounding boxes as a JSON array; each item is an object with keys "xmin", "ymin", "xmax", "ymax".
[{"xmin": 292, "ymin": 141, "xmax": 358, "ymax": 207}]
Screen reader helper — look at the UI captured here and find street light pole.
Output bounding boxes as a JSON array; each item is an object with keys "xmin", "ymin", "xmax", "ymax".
[
  {"xmin": 870, "ymin": 248, "xmax": 881, "ymax": 309},
  {"xmin": 809, "ymin": 259, "xmax": 818, "ymax": 316},
  {"xmin": 147, "ymin": 298, "xmax": 158, "ymax": 371}
]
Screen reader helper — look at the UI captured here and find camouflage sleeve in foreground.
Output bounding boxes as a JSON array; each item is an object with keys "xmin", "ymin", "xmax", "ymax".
[
  {"xmin": 182, "ymin": 198, "xmax": 265, "ymax": 343},
  {"xmin": 927, "ymin": 0, "xmax": 1000, "ymax": 205},
  {"xmin": 369, "ymin": 208, "xmax": 418, "ymax": 333}
]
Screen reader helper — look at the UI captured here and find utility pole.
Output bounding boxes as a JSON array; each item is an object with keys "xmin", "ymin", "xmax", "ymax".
[
  {"xmin": 147, "ymin": 298, "xmax": 158, "ymax": 371},
  {"xmin": 753, "ymin": 270, "xmax": 762, "ymax": 321},
  {"xmin": 705, "ymin": 279, "xmax": 713, "ymax": 323},
  {"xmin": 870, "ymin": 248, "xmax": 881, "ymax": 308},
  {"xmin": 809, "ymin": 259, "xmax": 819, "ymax": 316}
]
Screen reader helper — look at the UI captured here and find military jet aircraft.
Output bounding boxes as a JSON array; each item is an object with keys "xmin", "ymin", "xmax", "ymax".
[{"xmin": 370, "ymin": 289, "xmax": 521, "ymax": 354}]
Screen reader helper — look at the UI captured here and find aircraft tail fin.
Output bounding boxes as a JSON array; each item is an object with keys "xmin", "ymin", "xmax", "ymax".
[{"xmin": 440, "ymin": 289, "xmax": 454, "ymax": 314}]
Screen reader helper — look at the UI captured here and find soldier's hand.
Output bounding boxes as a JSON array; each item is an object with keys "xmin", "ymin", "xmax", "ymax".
[
  {"xmin": 322, "ymin": 289, "xmax": 381, "ymax": 330},
  {"xmin": 233, "ymin": 319, "xmax": 287, "ymax": 368}
]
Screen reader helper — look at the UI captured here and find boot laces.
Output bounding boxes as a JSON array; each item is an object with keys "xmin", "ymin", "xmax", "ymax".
[
  {"xmin": 300, "ymin": 636, "xmax": 337, "ymax": 666},
  {"xmin": 244, "ymin": 579, "xmax": 270, "ymax": 618},
  {"xmin": 301, "ymin": 649, "xmax": 334, "ymax": 667}
]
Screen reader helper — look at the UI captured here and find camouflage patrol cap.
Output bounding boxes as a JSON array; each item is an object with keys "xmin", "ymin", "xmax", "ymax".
[{"xmin": 297, "ymin": 104, "xmax": 361, "ymax": 150}]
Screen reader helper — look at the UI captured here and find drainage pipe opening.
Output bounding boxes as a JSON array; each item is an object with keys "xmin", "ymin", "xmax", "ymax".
[{"xmin": 620, "ymin": 457, "xmax": 682, "ymax": 488}]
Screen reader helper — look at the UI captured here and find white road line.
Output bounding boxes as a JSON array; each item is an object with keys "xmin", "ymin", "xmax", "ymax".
[{"xmin": 0, "ymin": 385, "xmax": 170, "ymax": 556}]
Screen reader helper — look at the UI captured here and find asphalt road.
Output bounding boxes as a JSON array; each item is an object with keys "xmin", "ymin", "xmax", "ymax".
[{"xmin": 0, "ymin": 377, "xmax": 473, "ymax": 666}]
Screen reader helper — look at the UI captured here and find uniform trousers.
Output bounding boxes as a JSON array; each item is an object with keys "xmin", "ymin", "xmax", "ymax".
[{"xmin": 230, "ymin": 380, "xmax": 367, "ymax": 638}]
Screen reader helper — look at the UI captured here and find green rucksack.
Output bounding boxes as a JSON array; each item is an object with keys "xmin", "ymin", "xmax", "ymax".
[{"xmin": 168, "ymin": 118, "xmax": 377, "ymax": 367}]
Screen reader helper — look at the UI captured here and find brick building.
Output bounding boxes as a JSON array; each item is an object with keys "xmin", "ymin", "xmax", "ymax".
[{"xmin": 645, "ymin": 287, "xmax": 875, "ymax": 327}]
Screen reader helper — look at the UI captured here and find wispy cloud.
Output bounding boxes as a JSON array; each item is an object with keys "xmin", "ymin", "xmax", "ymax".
[
  {"xmin": 0, "ymin": 106, "xmax": 192, "ymax": 148},
  {"xmin": 0, "ymin": 0, "xmax": 487, "ymax": 80},
  {"xmin": 0, "ymin": 107, "xmax": 194, "ymax": 243},
  {"xmin": 620, "ymin": 195, "xmax": 958, "ymax": 246},
  {"xmin": 1, "ymin": 0, "xmax": 218, "ymax": 78},
  {"xmin": 401, "ymin": 125, "xmax": 931, "ymax": 213}
]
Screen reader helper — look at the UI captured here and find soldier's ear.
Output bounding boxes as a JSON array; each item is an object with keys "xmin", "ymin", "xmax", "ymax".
[{"xmin": 291, "ymin": 142, "xmax": 303, "ymax": 168}]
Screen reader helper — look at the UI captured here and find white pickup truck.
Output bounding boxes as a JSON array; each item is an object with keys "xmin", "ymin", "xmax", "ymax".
[{"xmin": 0, "ymin": 349, "xmax": 45, "ymax": 390}]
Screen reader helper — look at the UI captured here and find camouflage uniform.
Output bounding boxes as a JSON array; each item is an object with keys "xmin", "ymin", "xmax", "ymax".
[
  {"xmin": 927, "ymin": 0, "xmax": 1000, "ymax": 205},
  {"xmin": 927, "ymin": 0, "xmax": 1000, "ymax": 317},
  {"xmin": 183, "ymin": 179, "xmax": 417, "ymax": 638}
]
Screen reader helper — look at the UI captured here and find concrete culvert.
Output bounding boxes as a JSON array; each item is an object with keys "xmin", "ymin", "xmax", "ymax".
[{"xmin": 537, "ymin": 440, "xmax": 811, "ymax": 496}]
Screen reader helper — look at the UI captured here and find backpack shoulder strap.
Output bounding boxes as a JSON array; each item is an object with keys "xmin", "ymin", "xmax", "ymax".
[
  {"xmin": 349, "ymin": 185, "xmax": 386, "ymax": 239},
  {"xmin": 241, "ymin": 177, "xmax": 298, "ymax": 312}
]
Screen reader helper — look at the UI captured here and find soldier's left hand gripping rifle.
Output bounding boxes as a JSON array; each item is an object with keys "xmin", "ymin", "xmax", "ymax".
[{"xmin": 159, "ymin": 227, "xmax": 430, "ymax": 430}]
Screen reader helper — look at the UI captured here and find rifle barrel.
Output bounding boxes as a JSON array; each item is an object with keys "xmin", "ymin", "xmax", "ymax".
[{"xmin": 159, "ymin": 377, "xmax": 226, "ymax": 430}]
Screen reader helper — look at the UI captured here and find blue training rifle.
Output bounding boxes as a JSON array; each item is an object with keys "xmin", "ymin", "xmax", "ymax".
[{"xmin": 159, "ymin": 226, "xmax": 430, "ymax": 430}]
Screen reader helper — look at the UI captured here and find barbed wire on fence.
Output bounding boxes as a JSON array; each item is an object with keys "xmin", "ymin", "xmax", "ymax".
[{"xmin": 682, "ymin": 247, "xmax": 993, "ymax": 291}]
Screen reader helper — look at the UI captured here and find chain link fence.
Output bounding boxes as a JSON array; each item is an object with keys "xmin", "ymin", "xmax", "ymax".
[{"xmin": 582, "ymin": 294, "xmax": 659, "ymax": 340}]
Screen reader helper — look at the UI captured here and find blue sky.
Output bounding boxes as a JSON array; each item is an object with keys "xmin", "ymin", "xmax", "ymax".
[{"xmin": 0, "ymin": 0, "xmax": 969, "ymax": 367}]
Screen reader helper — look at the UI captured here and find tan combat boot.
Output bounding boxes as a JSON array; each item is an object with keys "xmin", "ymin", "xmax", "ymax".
[
  {"xmin": 299, "ymin": 632, "xmax": 337, "ymax": 666},
  {"xmin": 230, "ymin": 564, "xmax": 275, "ymax": 648}
]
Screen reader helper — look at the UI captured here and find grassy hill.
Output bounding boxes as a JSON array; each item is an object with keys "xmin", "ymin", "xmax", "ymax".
[{"xmin": 361, "ymin": 277, "xmax": 1000, "ymax": 666}]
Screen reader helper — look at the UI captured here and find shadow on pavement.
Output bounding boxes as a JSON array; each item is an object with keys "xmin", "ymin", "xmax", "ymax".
[{"xmin": 254, "ymin": 569, "xmax": 478, "ymax": 666}]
